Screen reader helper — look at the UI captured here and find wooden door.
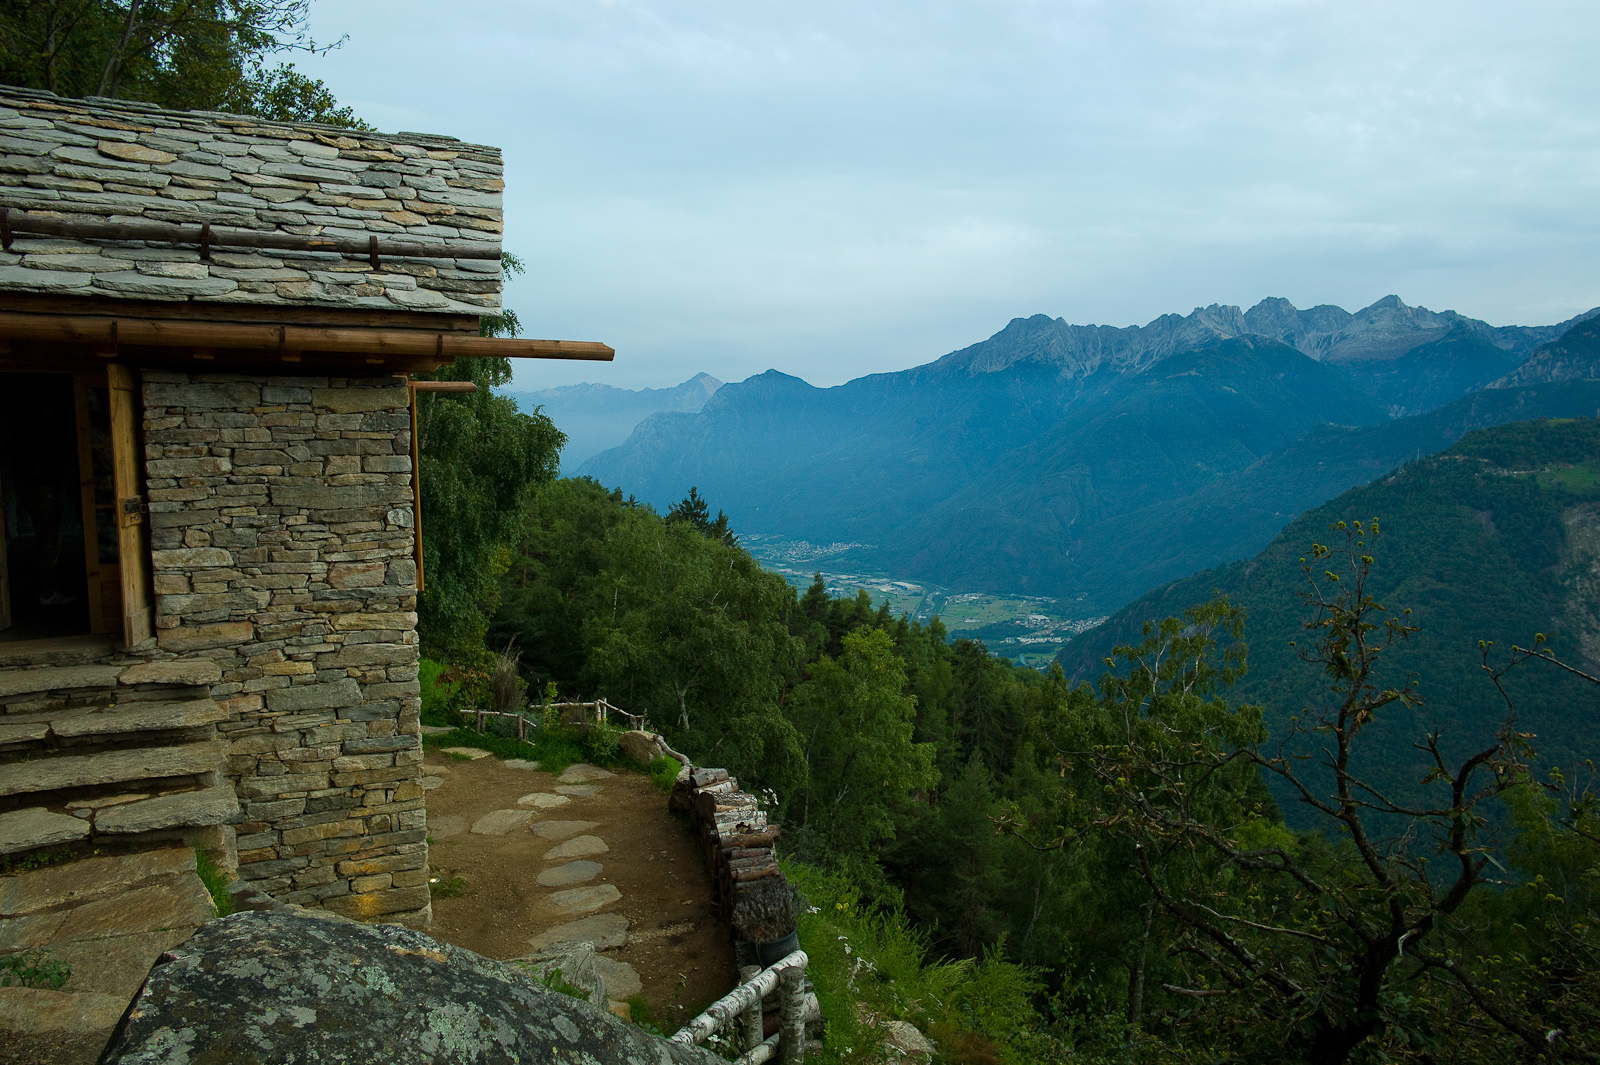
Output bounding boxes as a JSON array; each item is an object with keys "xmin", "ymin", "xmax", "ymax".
[
  {"xmin": 73, "ymin": 373, "xmax": 121, "ymax": 635},
  {"xmin": 107, "ymin": 365, "xmax": 152, "ymax": 647}
]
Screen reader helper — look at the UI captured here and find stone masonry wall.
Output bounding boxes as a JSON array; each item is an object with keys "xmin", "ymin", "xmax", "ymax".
[{"xmin": 141, "ymin": 370, "xmax": 429, "ymax": 926}]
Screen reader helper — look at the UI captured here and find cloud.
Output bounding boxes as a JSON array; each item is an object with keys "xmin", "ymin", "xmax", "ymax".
[{"xmin": 300, "ymin": 0, "xmax": 1600, "ymax": 389}]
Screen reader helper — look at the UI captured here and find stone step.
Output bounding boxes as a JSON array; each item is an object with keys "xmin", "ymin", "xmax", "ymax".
[
  {"xmin": 0, "ymin": 741, "xmax": 225, "ymax": 798},
  {"xmin": 0, "ymin": 807, "xmax": 91, "ymax": 855},
  {"xmin": 92, "ymin": 784, "xmax": 240, "ymax": 835},
  {"xmin": 50, "ymin": 697, "xmax": 230, "ymax": 739},
  {"xmin": 0, "ymin": 664, "xmax": 124, "ymax": 699},
  {"xmin": 0, "ymin": 635, "xmax": 115, "ymax": 669}
]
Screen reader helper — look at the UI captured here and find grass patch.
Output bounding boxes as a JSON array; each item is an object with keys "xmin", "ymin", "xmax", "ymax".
[
  {"xmin": 647, "ymin": 755, "xmax": 683, "ymax": 792},
  {"xmin": 628, "ymin": 995, "xmax": 669, "ymax": 1036},
  {"xmin": 0, "ymin": 845, "xmax": 77, "ymax": 876},
  {"xmin": 421, "ymin": 726, "xmax": 595, "ymax": 775},
  {"xmin": 429, "ymin": 872, "xmax": 468, "ymax": 899},
  {"xmin": 0, "ymin": 949, "xmax": 70, "ymax": 990},
  {"xmin": 194, "ymin": 849, "xmax": 235, "ymax": 917}
]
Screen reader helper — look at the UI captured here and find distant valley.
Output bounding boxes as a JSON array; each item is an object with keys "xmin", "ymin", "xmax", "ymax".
[{"xmin": 578, "ymin": 296, "xmax": 1600, "ymax": 618}]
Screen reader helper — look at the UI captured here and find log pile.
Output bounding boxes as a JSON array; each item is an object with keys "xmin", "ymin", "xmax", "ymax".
[{"xmin": 670, "ymin": 766, "xmax": 784, "ymax": 920}]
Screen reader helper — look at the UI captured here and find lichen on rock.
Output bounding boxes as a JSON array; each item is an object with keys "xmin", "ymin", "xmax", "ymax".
[{"xmin": 99, "ymin": 910, "xmax": 719, "ymax": 1064}]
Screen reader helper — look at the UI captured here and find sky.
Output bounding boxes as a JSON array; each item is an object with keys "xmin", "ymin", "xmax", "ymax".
[{"xmin": 296, "ymin": 0, "xmax": 1600, "ymax": 392}]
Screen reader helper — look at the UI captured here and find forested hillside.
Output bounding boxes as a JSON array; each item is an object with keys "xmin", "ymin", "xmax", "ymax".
[
  {"xmin": 1060, "ymin": 416, "xmax": 1600, "ymax": 824},
  {"xmin": 442, "ymin": 458, "xmax": 1596, "ymax": 1062}
]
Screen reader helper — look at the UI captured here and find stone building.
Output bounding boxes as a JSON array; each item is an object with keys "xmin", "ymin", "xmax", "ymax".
[{"xmin": 0, "ymin": 84, "xmax": 609, "ymax": 927}]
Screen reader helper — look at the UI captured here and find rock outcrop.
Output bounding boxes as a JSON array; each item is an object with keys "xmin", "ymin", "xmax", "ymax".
[{"xmin": 100, "ymin": 910, "xmax": 719, "ymax": 1065}]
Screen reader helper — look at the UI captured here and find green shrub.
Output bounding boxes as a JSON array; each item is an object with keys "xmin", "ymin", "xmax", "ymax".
[
  {"xmin": 788, "ymin": 859, "xmax": 1064, "ymax": 1065},
  {"xmin": 419, "ymin": 658, "xmax": 461, "ymax": 727},
  {"xmin": 430, "ymin": 872, "xmax": 468, "ymax": 899},
  {"xmin": 647, "ymin": 755, "xmax": 683, "ymax": 792},
  {"xmin": 0, "ymin": 949, "xmax": 70, "ymax": 990},
  {"xmin": 584, "ymin": 719, "xmax": 622, "ymax": 762}
]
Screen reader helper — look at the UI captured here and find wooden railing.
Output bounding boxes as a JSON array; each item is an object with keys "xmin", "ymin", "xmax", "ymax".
[
  {"xmin": 460, "ymin": 698, "xmax": 644, "ymax": 739},
  {"xmin": 671, "ymin": 949, "xmax": 810, "ymax": 1065}
]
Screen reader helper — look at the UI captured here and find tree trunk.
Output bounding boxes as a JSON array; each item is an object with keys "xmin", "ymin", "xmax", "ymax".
[
  {"xmin": 96, "ymin": 0, "xmax": 144, "ymax": 97},
  {"xmin": 1127, "ymin": 899, "xmax": 1154, "ymax": 1027}
]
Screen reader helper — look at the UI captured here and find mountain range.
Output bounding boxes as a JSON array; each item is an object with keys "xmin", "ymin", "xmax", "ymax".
[
  {"xmin": 578, "ymin": 297, "xmax": 1600, "ymax": 613},
  {"xmin": 510, "ymin": 373, "xmax": 723, "ymax": 468}
]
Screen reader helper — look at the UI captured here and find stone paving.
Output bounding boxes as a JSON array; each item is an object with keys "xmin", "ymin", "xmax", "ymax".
[{"xmin": 0, "ymin": 846, "xmax": 216, "ymax": 1065}]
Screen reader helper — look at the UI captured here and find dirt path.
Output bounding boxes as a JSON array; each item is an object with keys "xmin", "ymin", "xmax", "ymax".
[{"xmin": 420, "ymin": 749, "xmax": 738, "ymax": 1026}]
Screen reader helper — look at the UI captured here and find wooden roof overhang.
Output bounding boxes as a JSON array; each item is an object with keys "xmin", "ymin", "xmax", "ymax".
[{"xmin": 0, "ymin": 301, "xmax": 613, "ymax": 375}]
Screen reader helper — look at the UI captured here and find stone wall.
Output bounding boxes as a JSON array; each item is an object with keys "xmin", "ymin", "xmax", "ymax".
[{"xmin": 141, "ymin": 369, "xmax": 429, "ymax": 926}]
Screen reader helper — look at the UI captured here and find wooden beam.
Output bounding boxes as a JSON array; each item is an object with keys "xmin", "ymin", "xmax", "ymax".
[
  {"xmin": 0, "ymin": 312, "xmax": 614, "ymax": 362},
  {"xmin": 0, "ymin": 208, "xmax": 501, "ymax": 262},
  {"xmin": 411, "ymin": 381, "xmax": 478, "ymax": 393}
]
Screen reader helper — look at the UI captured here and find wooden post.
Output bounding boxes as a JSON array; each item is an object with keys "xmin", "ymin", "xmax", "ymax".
[
  {"xmin": 739, "ymin": 965, "xmax": 764, "ymax": 1051},
  {"xmin": 107, "ymin": 364, "xmax": 152, "ymax": 647},
  {"xmin": 779, "ymin": 964, "xmax": 805, "ymax": 1065}
]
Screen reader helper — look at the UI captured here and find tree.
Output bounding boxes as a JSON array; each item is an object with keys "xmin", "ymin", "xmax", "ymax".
[
  {"xmin": 0, "ymin": 0, "xmax": 362, "ymax": 125},
  {"xmin": 788, "ymin": 626, "xmax": 938, "ymax": 863},
  {"xmin": 667, "ymin": 485, "xmax": 736, "ymax": 546},
  {"xmin": 1084, "ymin": 522, "xmax": 1582, "ymax": 1062}
]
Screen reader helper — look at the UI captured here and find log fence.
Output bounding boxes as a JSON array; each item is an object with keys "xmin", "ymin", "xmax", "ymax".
[{"xmin": 670, "ymin": 949, "xmax": 810, "ymax": 1065}]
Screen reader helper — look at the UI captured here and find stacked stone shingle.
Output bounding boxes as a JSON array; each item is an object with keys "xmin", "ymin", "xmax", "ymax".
[{"xmin": 0, "ymin": 84, "xmax": 501, "ymax": 314}]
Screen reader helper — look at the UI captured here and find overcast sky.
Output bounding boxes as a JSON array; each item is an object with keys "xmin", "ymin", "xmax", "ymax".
[{"xmin": 297, "ymin": 0, "xmax": 1600, "ymax": 392}]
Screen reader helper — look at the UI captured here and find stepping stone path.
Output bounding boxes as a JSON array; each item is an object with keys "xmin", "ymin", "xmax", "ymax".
[
  {"xmin": 529, "ymin": 820, "xmax": 599, "ymax": 841},
  {"xmin": 516, "ymin": 792, "xmax": 570, "ymax": 809},
  {"xmin": 544, "ymin": 834, "xmax": 609, "ymax": 860},
  {"xmin": 441, "ymin": 747, "xmax": 491, "ymax": 760},
  {"xmin": 594, "ymin": 955, "xmax": 643, "ymax": 1000},
  {"xmin": 554, "ymin": 784, "xmax": 602, "ymax": 797},
  {"xmin": 527, "ymin": 913, "xmax": 630, "ymax": 952},
  {"xmin": 470, "ymin": 809, "xmax": 534, "ymax": 836},
  {"xmin": 558, "ymin": 764, "xmax": 614, "ymax": 784},
  {"xmin": 502, "ymin": 759, "xmax": 542, "ymax": 771},
  {"xmin": 428, "ymin": 814, "xmax": 466, "ymax": 839},
  {"xmin": 544, "ymin": 883, "xmax": 622, "ymax": 916},
  {"xmin": 537, "ymin": 860, "xmax": 603, "ymax": 887}
]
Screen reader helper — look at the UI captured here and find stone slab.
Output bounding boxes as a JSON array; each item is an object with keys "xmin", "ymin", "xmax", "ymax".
[
  {"xmin": 557, "ymin": 763, "xmax": 614, "ymax": 784},
  {"xmin": 0, "ymin": 741, "xmax": 224, "ymax": 798},
  {"xmin": 420, "ymin": 775, "xmax": 445, "ymax": 790},
  {"xmin": 51, "ymin": 697, "xmax": 230, "ymax": 738},
  {"xmin": 37, "ymin": 927, "xmax": 198, "ymax": 999},
  {"xmin": 0, "ymin": 807, "xmax": 89, "ymax": 854},
  {"xmin": 440, "ymin": 746, "xmax": 490, "ymax": 760},
  {"xmin": 543, "ymin": 883, "xmax": 621, "ymax": 916},
  {"xmin": 537, "ymin": 860, "xmax": 602, "ymax": 888},
  {"xmin": 52, "ymin": 876, "xmax": 217, "ymax": 942},
  {"xmin": 263, "ymin": 677, "xmax": 360, "ymax": 714},
  {"xmin": 94, "ymin": 784, "xmax": 241, "ymax": 834},
  {"xmin": 427, "ymin": 814, "xmax": 466, "ymax": 839},
  {"xmin": 469, "ymin": 809, "xmax": 534, "ymax": 836},
  {"xmin": 511, "ymin": 940, "xmax": 605, "ymax": 1007},
  {"xmin": 543, "ymin": 835, "xmax": 608, "ymax": 861},
  {"xmin": 528, "ymin": 820, "xmax": 599, "ymax": 842},
  {"xmin": 516, "ymin": 792, "xmax": 569, "ymax": 809},
  {"xmin": 0, "ymin": 664, "xmax": 123, "ymax": 698},
  {"xmin": 525, "ymin": 913, "xmax": 631, "ymax": 953},
  {"xmin": 0, "ymin": 986, "xmax": 129, "ymax": 1033},
  {"xmin": 0, "ymin": 847, "xmax": 194, "ymax": 918},
  {"xmin": 554, "ymin": 784, "xmax": 602, "ymax": 797},
  {"xmin": 593, "ymin": 955, "xmax": 642, "ymax": 1000},
  {"xmin": 419, "ymin": 725, "xmax": 453, "ymax": 735},
  {"xmin": 117, "ymin": 660, "xmax": 224, "ymax": 687},
  {"xmin": 501, "ymin": 758, "xmax": 542, "ymax": 771}
]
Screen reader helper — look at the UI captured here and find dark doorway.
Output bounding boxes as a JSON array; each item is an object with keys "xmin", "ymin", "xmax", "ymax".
[{"xmin": 1, "ymin": 374, "xmax": 91, "ymax": 640}]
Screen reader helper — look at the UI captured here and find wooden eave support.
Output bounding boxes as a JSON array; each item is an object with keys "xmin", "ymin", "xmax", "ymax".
[{"xmin": 0, "ymin": 312, "xmax": 614, "ymax": 367}]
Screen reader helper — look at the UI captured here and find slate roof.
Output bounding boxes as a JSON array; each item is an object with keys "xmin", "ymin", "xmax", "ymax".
[{"xmin": 0, "ymin": 84, "xmax": 502, "ymax": 316}]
